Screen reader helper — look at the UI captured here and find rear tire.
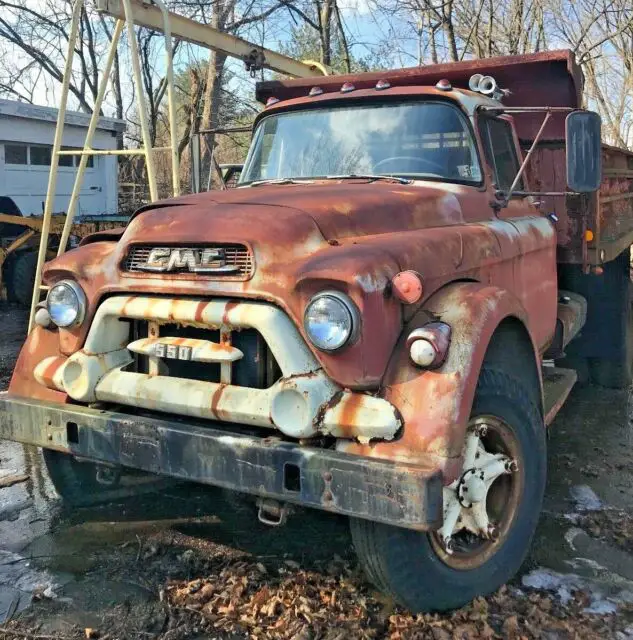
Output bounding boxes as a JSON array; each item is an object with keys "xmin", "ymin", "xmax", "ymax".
[
  {"xmin": 350, "ymin": 369, "xmax": 546, "ymax": 613},
  {"xmin": 559, "ymin": 248, "xmax": 633, "ymax": 389},
  {"xmin": 588, "ymin": 280, "xmax": 633, "ymax": 389},
  {"xmin": 6, "ymin": 250, "xmax": 37, "ymax": 307}
]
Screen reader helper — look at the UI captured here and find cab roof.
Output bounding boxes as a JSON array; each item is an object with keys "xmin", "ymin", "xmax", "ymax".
[{"xmin": 256, "ymin": 50, "xmax": 582, "ymax": 141}]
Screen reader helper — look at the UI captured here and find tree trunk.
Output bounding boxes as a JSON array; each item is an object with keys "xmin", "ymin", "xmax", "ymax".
[
  {"xmin": 200, "ymin": 47, "xmax": 227, "ymax": 189},
  {"xmin": 319, "ymin": 0, "xmax": 333, "ymax": 66}
]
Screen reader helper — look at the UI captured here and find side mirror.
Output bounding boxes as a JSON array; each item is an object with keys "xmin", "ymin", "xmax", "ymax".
[{"xmin": 566, "ymin": 110, "xmax": 602, "ymax": 193}]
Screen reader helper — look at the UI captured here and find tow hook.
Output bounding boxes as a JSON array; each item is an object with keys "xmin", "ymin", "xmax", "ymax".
[{"xmin": 256, "ymin": 498, "xmax": 291, "ymax": 527}]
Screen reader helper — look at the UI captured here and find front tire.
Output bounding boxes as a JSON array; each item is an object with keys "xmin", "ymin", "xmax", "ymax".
[
  {"xmin": 42, "ymin": 449, "xmax": 122, "ymax": 507},
  {"xmin": 350, "ymin": 369, "xmax": 546, "ymax": 612}
]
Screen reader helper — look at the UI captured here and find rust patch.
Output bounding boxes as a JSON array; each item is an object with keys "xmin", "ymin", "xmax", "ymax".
[
  {"xmin": 336, "ymin": 394, "xmax": 366, "ymax": 438},
  {"xmin": 313, "ymin": 390, "xmax": 343, "ymax": 429},
  {"xmin": 39, "ymin": 356, "xmax": 66, "ymax": 388},
  {"xmin": 194, "ymin": 300, "xmax": 207, "ymax": 324},
  {"xmin": 210, "ymin": 383, "xmax": 228, "ymax": 419},
  {"xmin": 222, "ymin": 301, "xmax": 239, "ymax": 326},
  {"xmin": 121, "ymin": 296, "xmax": 138, "ymax": 317}
]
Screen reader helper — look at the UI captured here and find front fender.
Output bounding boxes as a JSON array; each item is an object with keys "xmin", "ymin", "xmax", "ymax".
[{"xmin": 337, "ymin": 282, "xmax": 543, "ymax": 482}]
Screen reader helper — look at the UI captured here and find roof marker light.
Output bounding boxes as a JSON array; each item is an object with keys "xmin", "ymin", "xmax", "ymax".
[
  {"xmin": 436, "ymin": 79, "xmax": 452, "ymax": 91},
  {"xmin": 266, "ymin": 97, "xmax": 280, "ymax": 107},
  {"xmin": 340, "ymin": 82, "xmax": 356, "ymax": 93},
  {"xmin": 309, "ymin": 86, "xmax": 324, "ymax": 96},
  {"xmin": 375, "ymin": 79, "xmax": 390, "ymax": 90}
]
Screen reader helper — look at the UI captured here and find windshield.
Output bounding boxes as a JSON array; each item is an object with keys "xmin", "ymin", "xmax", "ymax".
[{"xmin": 240, "ymin": 101, "xmax": 482, "ymax": 184}]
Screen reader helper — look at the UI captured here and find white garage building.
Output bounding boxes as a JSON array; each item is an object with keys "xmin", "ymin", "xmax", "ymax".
[{"xmin": 0, "ymin": 99, "xmax": 125, "ymax": 217}]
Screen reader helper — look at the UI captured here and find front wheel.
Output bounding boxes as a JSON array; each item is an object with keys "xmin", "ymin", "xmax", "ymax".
[
  {"xmin": 350, "ymin": 369, "xmax": 546, "ymax": 612},
  {"xmin": 43, "ymin": 449, "xmax": 124, "ymax": 506},
  {"xmin": 42, "ymin": 449, "xmax": 166, "ymax": 507}
]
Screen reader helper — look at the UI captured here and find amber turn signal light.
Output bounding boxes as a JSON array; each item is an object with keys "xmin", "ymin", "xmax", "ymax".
[{"xmin": 391, "ymin": 270, "xmax": 423, "ymax": 304}]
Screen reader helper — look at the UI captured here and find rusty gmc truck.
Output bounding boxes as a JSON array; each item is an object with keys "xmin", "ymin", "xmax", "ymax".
[{"xmin": 1, "ymin": 50, "xmax": 632, "ymax": 612}]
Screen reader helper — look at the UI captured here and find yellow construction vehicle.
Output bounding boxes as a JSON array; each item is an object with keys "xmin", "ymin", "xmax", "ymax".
[{"xmin": 0, "ymin": 197, "xmax": 127, "ymax": 305}]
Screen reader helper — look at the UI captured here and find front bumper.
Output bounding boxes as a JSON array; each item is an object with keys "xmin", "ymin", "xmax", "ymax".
[{"xmin": 0, "ymin": 392, "xmax": 442, "ymax": 531}]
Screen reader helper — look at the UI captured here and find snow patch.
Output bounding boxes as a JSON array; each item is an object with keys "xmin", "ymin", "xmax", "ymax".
[
  {"xmin": 564, "ymin": 527, "xmax": 586, "ymax": 551},
  {"xmin": 522, "ymin": 567, "xmax": 633, "ymax": 614},
  {"xmin": 569, "ymin": 485, "xmax": 603, "ymax": 511}
]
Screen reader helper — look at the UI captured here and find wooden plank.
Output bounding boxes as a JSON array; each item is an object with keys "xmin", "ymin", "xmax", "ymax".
[
  {"xmin": 603, "ymin": 169, "xmax": 633, "ymax": 178},
  {"xmin": 600, "ymin": 191, "xmax": 633, "ymax": 205},
  {"xmin": 0, "ymin": 474, "xmax": 29, "ymax": 489}
]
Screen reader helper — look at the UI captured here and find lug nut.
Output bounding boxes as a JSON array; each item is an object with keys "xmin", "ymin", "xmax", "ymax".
[
  {"xmin": 505, "ymin": 459, "xmax": 518, "ymax": 473},
  {"xmin": 474, "ymin": 424, "xmax": 488, "ymax": 437},
  {"xmin": 487, "ymin": 525, "xmax": 499, "ymax": 541}
]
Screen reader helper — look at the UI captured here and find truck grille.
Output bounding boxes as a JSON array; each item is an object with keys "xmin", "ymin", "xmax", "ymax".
[
  {"xmin": 129, "ymin": 321, "xmax": 281, "ymax": 389},
  {"xmin": 122, "ymin": 244, "xmax": 254, "ymax": 278}
]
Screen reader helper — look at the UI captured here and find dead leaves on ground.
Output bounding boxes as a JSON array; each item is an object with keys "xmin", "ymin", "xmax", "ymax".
[
  {"xmin": 166, "ymin": 555, "xmax": 629, "ymax": 639},
  {"xmin": 578, "ymin": 509, "xmax": 633, "ymax": 554}
]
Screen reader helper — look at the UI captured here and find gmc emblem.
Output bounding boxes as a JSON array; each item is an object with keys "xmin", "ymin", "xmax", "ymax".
[{"xmin": 138, "ymin": 247, "xmax": 239, "ymax": 274}]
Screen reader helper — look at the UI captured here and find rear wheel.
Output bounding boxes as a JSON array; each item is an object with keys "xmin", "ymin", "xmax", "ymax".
[
  {"xmin": 6, "ymin": 250, "xmax": 37, "ymax": 307},
  {"xmin": 350, "ymin": 369, "xmax": 546, "ymax": 612},
  {"xmin": 588, "ymin": 279, "xmax": 633, "ymax": 388},
  {"xmin": 559, "ymin": 248, "xmax": 633, "ymax": 389}
]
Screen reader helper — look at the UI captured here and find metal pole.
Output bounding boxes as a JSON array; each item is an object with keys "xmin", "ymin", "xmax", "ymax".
[
  {"xmin": 95, "ymin": 0, "xmax": 328, "ymax": 78},
  {"xmin": 57, "ymin": 19, "xmax": 125, "ymax": 257},
  {"xmin": 153, "ymin": 0, "xmax": 180, "ymax": 197},
  {"xmin": 504, "ymin": 111, "xmax": 552, "ymax": 203},
  {"xmin": 28, "ymin": 0, "xmax": 83, "ymax": 332},
  {"xmin": 121, "ymin": 0, "xmax": 159, "ymax": 202}
]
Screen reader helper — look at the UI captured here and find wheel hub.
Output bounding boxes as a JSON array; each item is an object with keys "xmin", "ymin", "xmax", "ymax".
[{"xmin": 437, "ymin": 423, "xmax": 517, "ymax": 554}]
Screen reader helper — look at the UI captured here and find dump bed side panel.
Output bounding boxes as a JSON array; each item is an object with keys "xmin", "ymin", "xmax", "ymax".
[{"xmin": 526, "ymin": 144, "xmax": 633, "ymax": 266}]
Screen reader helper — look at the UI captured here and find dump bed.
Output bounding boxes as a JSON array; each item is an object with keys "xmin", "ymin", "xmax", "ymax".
[{"xmin": 527, "ymin": 144, "xmax": 633, "ymax": 265}]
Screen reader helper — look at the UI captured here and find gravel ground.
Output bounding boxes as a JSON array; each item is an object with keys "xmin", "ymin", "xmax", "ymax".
[{"xmin": 0, "ymin": 301, "xmax": 632, "ymax": 639}]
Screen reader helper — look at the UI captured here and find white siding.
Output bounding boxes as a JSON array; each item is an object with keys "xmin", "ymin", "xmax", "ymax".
[{"xmin": 0, "ymin": 102, "xmax": 124, "ymax": 217}]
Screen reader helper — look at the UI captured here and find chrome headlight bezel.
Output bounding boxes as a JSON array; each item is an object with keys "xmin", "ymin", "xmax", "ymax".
[
  {"xmin": 46, "ymin": 280, "xmax": 87, "ymax": 328},
  {"xmin": 303, "ymin": 290, "xmax": 360, "ymax": 352}
]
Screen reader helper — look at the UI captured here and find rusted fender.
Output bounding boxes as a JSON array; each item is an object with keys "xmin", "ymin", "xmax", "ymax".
[
  {"xmin": 9, "ymin": 326, "xmax": 67, "ymax": 403},
  {"xmin": 337, "ymin": 281, "xmax": 543, "ymax": 483}
]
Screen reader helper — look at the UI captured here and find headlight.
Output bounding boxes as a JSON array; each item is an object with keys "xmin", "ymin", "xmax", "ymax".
[
  {"xmin": 304, "ymin": 291, "xmax": 359, "ymax": 351},
  {"xmin": 46, "ymin": 280, "xmax": 86, "ymax": 328}
]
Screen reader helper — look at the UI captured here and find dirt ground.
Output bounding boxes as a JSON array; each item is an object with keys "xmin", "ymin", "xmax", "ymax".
[{"xmin": 0, "ymin": 301, "xmax": 633, "ymax": 639}]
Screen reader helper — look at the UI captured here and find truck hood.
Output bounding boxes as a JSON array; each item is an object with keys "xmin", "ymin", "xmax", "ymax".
[
  {"xmin": 121, "ymin": 181, "xmax": 465, "ymax": 246},
  {"xmin": 48, "ymin": 180, "xmax": 475, "ymax": 391}
]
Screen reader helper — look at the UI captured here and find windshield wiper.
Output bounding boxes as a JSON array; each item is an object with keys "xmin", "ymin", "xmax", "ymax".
[
  {"xmin": 326, "ymin": 174, "xmax": 412, "ymax": 185},
  {"xmin": 246, "ymin": 178, "xmax": 315, "ymax": 187}
]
